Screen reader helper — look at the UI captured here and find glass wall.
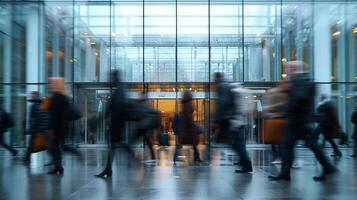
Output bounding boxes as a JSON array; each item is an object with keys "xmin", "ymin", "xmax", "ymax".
[{"xmin": 1, "ymin": 0, "xmax": 357, "ymax": 146}]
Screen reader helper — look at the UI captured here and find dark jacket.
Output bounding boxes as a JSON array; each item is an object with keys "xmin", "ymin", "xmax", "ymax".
[
  {"xmin": 316, "ymin": 100, "xmax": 341, "ymax": 138},
  {"xmin": 286, "ymin": 73, "xmax": 316, "ymax": 126},
  {"xmin": 215, "ymin": 81, "xmax": 235, "ymax": 121},
  {"xmin": 134, "ymin": 100, "xmax": 160, "ymax": 131},
  {"xmin": 0, "ymin": 108, "xmax": 13, "ymax": 134},
  {"xmin": 179, "ymin": 98, "xmax": 198, "ymax": 145},
  {"xmin": 49, "ymin": 92, "xmax": 70, "ymax": 139},
  {"xmin": 28, "ymin": 100, "xmax": 41, "ymax": 134},
  {"xmin": 108, "ymin": 83, "xmax": 129, "ymax": 141}
]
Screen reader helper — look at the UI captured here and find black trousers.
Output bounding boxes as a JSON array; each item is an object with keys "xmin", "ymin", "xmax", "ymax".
[
  {"xmin": 314, "ymin": 125, "xmax": 341, "ymax": 154},
  {"xmin": 0, "ymin": 133, "xmax": 17, "ymax": 155},
  {"xmin": 48, "ymin": 137, "xmax": 62, "ymax": 169},
  {"xmin": 137, "ymin": 130, "xmax": 155, "ymax": 160},
  {"xmin": 232, "ymin": 125, "xmax": 252, "ymax": 170},
  {"xmin": 280, "ymin": 123, "xmax": 334, "ymax": 176}
]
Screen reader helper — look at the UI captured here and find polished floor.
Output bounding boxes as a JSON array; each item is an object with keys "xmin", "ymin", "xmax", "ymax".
[{"xmin": 1, "ymin": 146, "xmax": 357, "ymax": 200}]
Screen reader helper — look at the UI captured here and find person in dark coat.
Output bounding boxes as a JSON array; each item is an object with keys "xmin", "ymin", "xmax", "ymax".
[
  {"xmin": 47, "ymin": 77, "xmax": 70, "ymax": 174},
  {"xmin": 314, "ymin": 94, "xmax": 342, "ymax": 158},
  {"xmin": 351, "ymin": 107, "xmax": 357, "ymax": 157},
  {"xmin": 214, "ymin": 72, "xmax": 235, "ymax": 143},
  {"xmin": 268, "ymin": 61, "xmax": 336, "ymax": 181},
  {"xmin": 95, "ymin": 70, "xmax": 132, "ymax": 178},
  {"xmin": 23, "ymin": 91, "xmax": 42, "ymax": 162},
  {"xmin": 173, "ymin": 91, "xmax": 201, "ymax": 163},
  {"xmin": 134, "ymin": 92, "xmax": 158, "ymax": 161},
  {"xmin": 0, "ymin": 107, "xmax": 18, "ymax": 156}
]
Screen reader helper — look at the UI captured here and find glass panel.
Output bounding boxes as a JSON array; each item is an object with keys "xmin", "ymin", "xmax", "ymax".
[
  {"xmin": 74, "ymin": 1, "xmax": 110, "ymax": 82},
  {"xmin": 244, "ymin": 2, "xmax": 280, "ymax": 82},
  {"xmin": 210, "ymin": 1, "xmax": 242, "ymax": 82},
  {"xmin": 144, "ymin": 1, "xmax": 175, "ymax": 82},
  {"xmin": 177, "ymin": 0, "xmax": 208, "ymax": 82},
  {"xmin": 113, "ymin": 1, "xmax": 143, "ymax": 82}
]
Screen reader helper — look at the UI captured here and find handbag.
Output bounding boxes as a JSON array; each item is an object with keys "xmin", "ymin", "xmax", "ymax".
[
  {"xmin": 262, "ymin": 118, "xmax": 287, "ymax": 144},
  {"xmin": 30, "ymin": 132, "xmax": 47, "ymax": 153}
]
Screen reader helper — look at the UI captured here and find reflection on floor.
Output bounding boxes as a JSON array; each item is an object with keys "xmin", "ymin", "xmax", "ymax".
[{"xmin": 0, "ymin": 147, "xmax": 357, "ymax": 200}]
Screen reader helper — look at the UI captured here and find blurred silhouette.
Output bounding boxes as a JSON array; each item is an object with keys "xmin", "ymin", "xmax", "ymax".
[
  {"xmin": 96, "ymin": 70, "xmax": 134, "ymax": 178},
  {"xmin": 0, "ymin": 107, "xmax": 18, "ymax": 156},
  {"xmin": 230, "ymin": 83, "xmax": 253, "ymax": 173},
  {"xmin": 314, "ymin": 94, "xmax": 342, "ymax": 159},
  {"xmin": 213, "ymin": 72, "xmax": 235, "ymax": 144},
  {"xmin": 134, "ymin": 91, "xmax": 160, "ymax": 161},
  {"xmin": 268, "ymin": 61, "xmax": 337, "ymax": 181},
  {"xmin": 47, "ymin": 77, "xmax": 69, "ymax": 174},
  {"xmin": 262, "ymin": 82, "xmax": 289, "ymax": 164},
  {"xmin": 173, "ymin": 91, "xmax": 202, "ymax": 164},
  {"xmin": 24, "ymin": 91, "xmax": 43, "ymax": 162},
  {"xmin": 214, "ymin": 73, "xmax": 252, "ymax": 173},
  {"xmin": 351, "ymin": 107, "xmax": 357, "ymax": 157}
]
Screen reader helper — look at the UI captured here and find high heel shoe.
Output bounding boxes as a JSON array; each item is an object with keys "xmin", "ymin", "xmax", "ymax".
[
  {"xmin": 47, "ymin": 167, "xmax": 64, "ymax": 175},
  {"xmin": 95, "ymin": 169, "xmax": 112, "ymax": 178}
]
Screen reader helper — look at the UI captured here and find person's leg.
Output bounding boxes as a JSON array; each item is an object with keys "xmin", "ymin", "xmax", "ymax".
[
  {"xmin": 279, "ymin": 126, "xmax": 296, "ymax": 177},
  {"xmin": 0, "ymin": 134, "xmax": 18, "ymax": 156},
  {"xmin": 351, "ymin": 139, "xmax": 357, "ymax": 157},
  {"xmin": 234, "ymin": 126, "xmax": 252, "ymax": 172},
  {"xmin": 144, "ymin": 132, "xmax": 155, "ymax": 160},
  {"xmin": 305, "ymin": 136, "xmax": 336, "ymax": 173},
  {"xmin": 193, "ymin": 144, "xmax": 201, "ymax": 161},
  {"xmin": 23, "ymin": 145, "xmax": 32, "ymax": 161},
  {"xmin": 327, "ymin": 138, "xmax": 341, "ymax": 156},
  {"xmin": 47, "ymin": 137, "xmax": 63, "ymax": 174}
]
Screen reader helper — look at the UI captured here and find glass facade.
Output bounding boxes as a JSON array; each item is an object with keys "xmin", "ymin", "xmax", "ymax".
[{"xmin": 1, "ymin": 0, "xmax": 357, "ymax": 147}]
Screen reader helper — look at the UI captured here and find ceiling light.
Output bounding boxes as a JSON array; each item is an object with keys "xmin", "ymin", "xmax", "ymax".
[
  {"xmin": 332, "ymin": 31, "xmax": 340, "ymax": 37},
  {"xmin": 353, "ymin": 28, "xmax": 357, "ymax": 34}
]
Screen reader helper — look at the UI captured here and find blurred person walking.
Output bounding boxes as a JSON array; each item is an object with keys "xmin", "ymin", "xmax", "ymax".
[
  {"xmin": 230, "ymin": 83, "xmax": 253, "ymax": 173},
  {"xmin": 46, "ymin": 77, "xmax": 69, "ymax": 174},
  {"xmin": 314, "ymin": 94, "xmax": 342, "ymax": 159},
  {"xmin": 134, "ymin": 92, "xmax": 160, "ymax": 161},
  {"xmin": 0, "ymin": 107, "xmax": 18, "ymax": 156},
  {"xmin": 173, "ymin": 91, "xmax": 202, "ymax": 164},
  {"xmin": 23, "ymin": 91, "xmax": 43, "ymax": 162},
  {"xmin": 268, "ymin": 61, "xmax": 336, "ymax": 181},
  {"xmin": 214, "ymin": 73, "xmax": 252, "ymax": 173},
  {"xmin": 95, "ymin": 70, "xmax": 133, "ymax": 178}
]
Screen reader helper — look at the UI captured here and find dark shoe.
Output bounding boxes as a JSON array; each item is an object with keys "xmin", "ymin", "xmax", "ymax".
[
  {"xmin": 233, "ymin": 161, "xmax": 242, "ymax": 166},
  {"xmin": 44, "ymin": 161, "xmax": 54, "ymax": 166},
  {"xmin": 268, "ymin": 175, "xmax": 291, "ymax": 181},
  {"xmin": 313, "ymin": 168, "xmax": 338, "ymax": 181},
  {"xmin": 47, "ymin": 167, "xmax": 64, "ymax": 175},
  {"xmin": 235, "ymin": 167, "xmax": 252, "ymax": 173},
  {"xmin": 351, "ymin": 154, "xmax": 357, "ymax": 158},
  {"xmin": 95, "ymin": 169, "xmax": 112, "ymax": 178}
]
